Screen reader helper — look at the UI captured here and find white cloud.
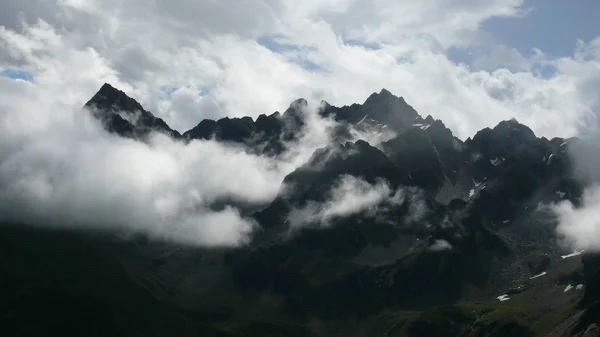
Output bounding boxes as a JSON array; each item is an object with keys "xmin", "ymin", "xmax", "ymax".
[
  {"xmin": 471, "ymin": 44, "xmax": 532, "ymax": 72},
  {"xmin": 2, "ymin": 1, "xmax": 600, "ymax": 246},
  {"xmin": 553, "ymin": 138, "xmax": 600, "ymax": 252},
  {"xmin": 2, "ymin": 0, "xmax": 598, "ymax": 141},
  {"xmin": 0, "ymin": 75, "xmax": 336, "ymax": 246},
  {"xmin": 287, "ymin": 175, "xmax": 406, "ymax": 228},
  {"xmin": 429, "ymin": 239, "xmax": 453, "ymax": 251}
]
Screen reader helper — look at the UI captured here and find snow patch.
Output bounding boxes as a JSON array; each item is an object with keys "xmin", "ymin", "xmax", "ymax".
[
  {"xmin": 556, "ymin": 191, "xmax": 566, "ymax": 198},
  {"xmin": 420, "ymin": 124, "xmax": 431, "ymax": 131},
  {"xmin": 561, "ymin": 250, "xmax": 584, "ymax": 259},
  {"xmin": 490, "ymin": 157, "xmax": 505, "ymax": 166},
  {"xmin": 564, "ymin": 284, "xmax": 574, "ymax": 292},
  {"xmin": 576, "ymin": 284, "xmax": 585, "ymax": 290},
  {"xmin": 529, "ymin": 271, "xmax": 547, "ymax": 280},
  {"xmin": 472, "ymin": 178, "xmax": 486, "ymax": 188},
  {"xmin": 356, "ymin": 114, "xmax": 368, "ymax": 126},
  {"xmin": 467, "ymin": 178, "xmax": 488, "ymax": 199},
  {"xmin": 497, "ymin": 294, "xmax": 510, "ymax": 302}
]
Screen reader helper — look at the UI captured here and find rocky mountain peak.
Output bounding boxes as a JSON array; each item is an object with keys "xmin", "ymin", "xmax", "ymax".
[
  {"xmin": 361, "ymin": 88, "xmax": 421, "ymax": 132},
  {"xmin": 85, "ymin": 83, "xmax": 145, "ymax": 116},
  {"xmin": 84, "ymin": 83, "xmax": 181, "ymax": 139}
]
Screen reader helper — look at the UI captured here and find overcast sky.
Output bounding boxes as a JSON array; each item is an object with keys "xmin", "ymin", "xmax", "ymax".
[{"xmin": 1, "ymin": 0, "xmax": 599, "ymax": 139}]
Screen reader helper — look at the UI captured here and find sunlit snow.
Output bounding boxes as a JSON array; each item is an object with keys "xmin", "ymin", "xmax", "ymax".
[
  {"xmin": 356, "ymin": 114, "xmax": 368, "ymax": 126},
  {"xmin": 561, "ymin": 250, "xmax": 584, "ymax": 259},
  {"xmin": 497, "ymin": 294, "xmax": 510, "ymax": 302},
  {"xmin": 529, "ymin": 271, "xmax": 547, "ymax": 280}
]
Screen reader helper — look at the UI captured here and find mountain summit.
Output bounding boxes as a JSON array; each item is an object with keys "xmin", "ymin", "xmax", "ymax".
[{"xmin": 84, "ymin": 83, "xmax": 181, "ymax": 139}]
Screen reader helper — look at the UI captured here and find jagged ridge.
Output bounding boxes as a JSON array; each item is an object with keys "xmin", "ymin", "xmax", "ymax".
[{"xmin": 11, "ymin": 82, "xmax": 591, "ymax": 336}]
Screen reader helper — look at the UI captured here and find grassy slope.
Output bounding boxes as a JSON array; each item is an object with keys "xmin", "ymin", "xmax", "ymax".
[{"xmin": 0, "ymin": 224, "xmax": 313, "ymax": 337}]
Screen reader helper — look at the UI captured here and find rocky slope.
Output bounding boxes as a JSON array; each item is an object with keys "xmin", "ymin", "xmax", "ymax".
[{"xmin": 1, "ymin": 83, "xmax": 599, "ymax": 337}]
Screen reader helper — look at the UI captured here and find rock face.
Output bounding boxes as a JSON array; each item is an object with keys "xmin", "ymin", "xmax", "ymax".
[
  {"xmin": 84, "ymin": 83, "xmax": 182, "ymax": 139},
  {"xmin": 182, "ymin": 99, "xmax": 308, "ymax": 155},
  {"xmin": 3, "ymin": 83, "xmax": 600, "ymax": 336}
]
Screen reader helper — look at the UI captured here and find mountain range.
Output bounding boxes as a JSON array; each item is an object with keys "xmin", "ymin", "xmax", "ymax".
[{"xmin": 2, "ymin": 83, "xmax": 600, "ymax": 337}]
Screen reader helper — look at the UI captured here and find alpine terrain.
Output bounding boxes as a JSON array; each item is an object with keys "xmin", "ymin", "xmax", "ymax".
[{"xmin": 2, "ymin": 83, "xmax": 600, "ymax": 337}]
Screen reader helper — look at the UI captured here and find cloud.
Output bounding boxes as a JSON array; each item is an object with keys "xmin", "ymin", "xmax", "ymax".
[
  {"xmin": 1, "ymin": 1, "xmax": 599, "ymax": 142},
  {"xmin": 553, "ymin": 137, "xmax": 600, "ymax": 252},
  {"xmin": 0, "ymin": 76, "xmax": 337, "ymax": 247},
  {"xmin": 1, "ymin": 0, "xmax": 600, "ymax": 247},
  {"xmin": 348, "ymin": 120, "xmax": 397, "ymax": 148},
  {"xmin": 429, "ymin": 239, "xmax": 453, "ymax": 251},
  {"xmin": 553, "ymin": 184, "xmax": 600, "ymax": 252},
  {"xmin": 287, "ymin": 175, "xmax": 408, "ymax": 228}
]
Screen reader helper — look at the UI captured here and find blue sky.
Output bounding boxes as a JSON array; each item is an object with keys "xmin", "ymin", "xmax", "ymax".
[
  {"xmin": 1, "ymin": 68, "xmax": 33, "ymax": 81},
  {"xmin": 257, "ymin": 1, "xmax": 599, "ymax": 74},
  {"xmin": 256, "ymin": 35, "xmax": 322, "ymax": 71},
  {"xmin": 4, "ymin": 1, "xmax": 596, "ymax": 83},
  {"xmin": 484, "ymin": 0, "xmax": 600, "ymax": 58}
]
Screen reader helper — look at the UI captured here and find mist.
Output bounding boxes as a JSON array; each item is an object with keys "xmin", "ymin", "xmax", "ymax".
[
  {"xmin": 0, "ymin": 80, "xmax": 340, "ymax": 247},
  {"xmin": 287, "ymin": 175, "xmax": 422, "ymax": 229},
  {"xmin": 429, "ymin": 239, "xmax": 453, "ymax": 251},
  {"xmin": 553, "ymin": 135, "xmax": 600, "ymax": 252}
]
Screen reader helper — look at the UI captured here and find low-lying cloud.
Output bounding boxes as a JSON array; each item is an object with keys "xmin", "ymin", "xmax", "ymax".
[
  {"xmin": 287, "ymin": 175, "xmax": 419, "ymax": 229},
  {"xmin": 429, "ymin": 239, "xmax": 453, "ymax": 251},
  {"xmin": 550, "ymin": 136, "xmax": 600, "ymax": 251},
  {"xmin": 553, "ymin": 185, "xmax": 600, "ymax": 251},
  {"xmin": 0, "ymin": 79, "xmax": 340, "ymax": 247},
  {"xmin": 553, "ymin": 136, "xmax": 600, "ymax": 252}
]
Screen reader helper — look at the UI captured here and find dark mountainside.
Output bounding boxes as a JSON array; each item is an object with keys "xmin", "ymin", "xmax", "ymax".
[{"xmin": 2, "ymin": 83, "xmax": 600, "ymax": 337}]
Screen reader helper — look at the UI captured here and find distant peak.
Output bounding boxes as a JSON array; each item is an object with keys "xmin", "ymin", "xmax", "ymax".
[
  {"xmin": 85, "ymin": 82, "xmax": 147, "ymax": 118},
  {"xmin": 379, "ymin": 88, "xmax": 393, "ymax": 96},
  {"xmin": 284, "ymin": 98, "xmax": 308, "ymax": 117},
  {"xmin": 87, "ymin": 82, "xmax": 129, "ymax": 103},
  {"xmin": 100, "ymin": 82, "xmax": 116, "ymax": 91},
  {"xmin": 477, "ymin": 118, "xmax": 537, "ymax": 140},
  {"xmin": 495, "ymin": 118, "xmax": 531, "ymax": 131},
  {"xmin": 363, "ymin": 88, "xmax": 405, "ymax": 106},
  {"xmin": 95, "ymin": 82, "xmax": 124, "ymax": 97},
  {"xmin": 290, "ymin": 98, "xmax": 308, "ymax": 108}
]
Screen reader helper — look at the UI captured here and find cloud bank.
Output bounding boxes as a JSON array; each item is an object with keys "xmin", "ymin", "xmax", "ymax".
[
  {"xmin": 553, "ymin": 139, "xmax": 600, "ymax": 252},
  {"xmin": 287, "ymin": 175, "xmax": 411, "ymax": 229},
  {"xmin": 429, "ymin": 239, "xmax": 453, "ymax": 251},
  {"xmin": 0, "ymin": 79, "xmax": 338, "ymax": 247},
  {"xmin": 1, "ymin": 1, "xmax": 600, "ymax": 247},
  {"xmin": 2, "ymin": 2, "xmax": 600, "ymax": 140},
  {"xmin": 554, "ymin": 185, "xmax": 600, "ymax": 252}
]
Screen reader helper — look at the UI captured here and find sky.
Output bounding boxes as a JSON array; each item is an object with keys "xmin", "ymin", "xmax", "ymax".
[
  {"xmin": 1, "ymin": 0, "xmax": 600, "ymax": 248},
  {"xmin": 1, "ymin": 0, "xmax": 599, "ymax": 139},
  {"xmin": 484, "ymin": 0, "xmax": 600, "ymax": 58}
]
